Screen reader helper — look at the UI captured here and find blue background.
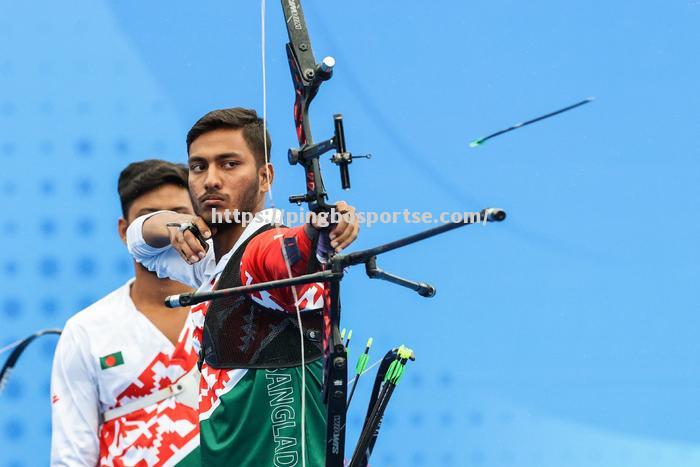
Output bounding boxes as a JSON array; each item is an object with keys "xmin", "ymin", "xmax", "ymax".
[{"xmin": 1, "ymin": 0, "xmax": 699, "ymax": 465}]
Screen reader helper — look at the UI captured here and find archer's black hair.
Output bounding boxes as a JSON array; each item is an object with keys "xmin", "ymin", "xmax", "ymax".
[
  {"xmin": 186, "ymin": 107, "xmax": 271, "ymax": 166},
  {"xmin": 117, "ymin": 159, "xmax": 189, "ymax": 219}
]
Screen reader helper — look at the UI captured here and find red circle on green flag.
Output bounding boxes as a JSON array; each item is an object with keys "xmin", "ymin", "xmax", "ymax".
[{"xmin": 105, "ymin": 355, "xmax": 116, "ymax": 367}]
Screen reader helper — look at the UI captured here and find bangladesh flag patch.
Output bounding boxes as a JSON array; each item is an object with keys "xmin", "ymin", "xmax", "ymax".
[{"xmin": 100, "ymin": 351, "xmax": 124, "ymax": 370}]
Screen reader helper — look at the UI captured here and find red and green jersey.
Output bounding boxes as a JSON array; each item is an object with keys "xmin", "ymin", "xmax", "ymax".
[{"xmin": 128, "ymin": 209, "xmax": 328, "ymax": 466}]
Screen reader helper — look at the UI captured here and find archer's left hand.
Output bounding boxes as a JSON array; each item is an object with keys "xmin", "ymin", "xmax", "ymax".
[
  {"xmin": 310, "ymin": 201, "xmax": 359, "ymax": 254},
  {"xmin": 330, "ymin": 201, "xmax": 359, "ymax": 253}
]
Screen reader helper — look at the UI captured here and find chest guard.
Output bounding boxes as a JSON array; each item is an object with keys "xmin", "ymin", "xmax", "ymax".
[{"xmin": 201, "ymin": 224, "xmax": 325, "ymax": 369}]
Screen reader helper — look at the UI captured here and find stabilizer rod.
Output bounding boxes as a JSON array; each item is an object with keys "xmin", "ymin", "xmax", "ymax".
[
  {"xmin": 365, "ymin": 256, "xmax": 436, "ymax": 297},
  {"xmin": 342, "ymin": 208, "xmax": 506, "ymax": 267}
]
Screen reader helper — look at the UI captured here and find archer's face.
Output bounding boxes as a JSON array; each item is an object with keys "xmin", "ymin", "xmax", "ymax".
[{"xmin": 187, "ymin": 128, "xmax": 272, "ymax": 225}]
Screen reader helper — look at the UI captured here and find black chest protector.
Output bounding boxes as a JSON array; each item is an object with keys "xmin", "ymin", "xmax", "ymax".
[{"xmin": 201, "ymin": 224, "xmax": 325, "ymax": 369}]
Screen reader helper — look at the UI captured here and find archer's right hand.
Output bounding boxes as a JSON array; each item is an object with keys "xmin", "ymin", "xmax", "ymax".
[{"xmin": 143, "ymin": 212, "xmax": 214, "ymax": 264}]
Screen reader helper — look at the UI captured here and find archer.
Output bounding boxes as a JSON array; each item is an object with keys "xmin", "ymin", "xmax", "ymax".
[{"xmin": 126, "ymin": 108, "xmax": 359, "ymax": 466}]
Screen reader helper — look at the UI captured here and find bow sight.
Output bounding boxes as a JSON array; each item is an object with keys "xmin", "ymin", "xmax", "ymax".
[{"xmin": 287, "ymin": 113, "xmax": 358, "ymax": 208}]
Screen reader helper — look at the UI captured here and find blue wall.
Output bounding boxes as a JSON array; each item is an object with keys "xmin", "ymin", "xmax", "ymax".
[{"xmin": 1, "ymin": 0, "xmax": 699, "ymax": 465}]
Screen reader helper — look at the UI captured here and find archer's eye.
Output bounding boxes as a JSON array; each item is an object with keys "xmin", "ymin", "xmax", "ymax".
[
  {"xmin": 190, "ymin": 162, "xmax": 206, "ymax": 173},
  {"xmin": 222, "ymin": 160, "xmax": 240, "ymax": 169}
]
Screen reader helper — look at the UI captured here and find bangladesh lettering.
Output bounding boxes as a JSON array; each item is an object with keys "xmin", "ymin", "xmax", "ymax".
[{"xmin": 266, "ymin": 370, "xmax": 299, "ymax": 466}]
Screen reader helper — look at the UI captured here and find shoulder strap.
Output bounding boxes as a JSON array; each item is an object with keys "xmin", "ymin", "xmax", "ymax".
[{"xmin": 215, "ymin": 223, "xmax": 279, "ymax": 291}]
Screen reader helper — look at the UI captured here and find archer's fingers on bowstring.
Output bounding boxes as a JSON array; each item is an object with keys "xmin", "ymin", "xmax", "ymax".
[
  {"xmin": 182, "ymin": 229, "xmax": 207, "ymax": 262},
  {"xmin": 174, "ymin": 233, "xmax": 199, "ymax": 264}
]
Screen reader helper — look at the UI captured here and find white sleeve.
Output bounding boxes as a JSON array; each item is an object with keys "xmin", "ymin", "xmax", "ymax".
[
  {"xmin": 50, "ymin": 324, "xmax": 100, "ymax": 466},
  {"xmin": 126, "ymin": 212, "xmax": 211, "ymax": 289}
]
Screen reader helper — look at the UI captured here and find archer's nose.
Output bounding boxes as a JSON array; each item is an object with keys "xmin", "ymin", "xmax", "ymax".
[{"xmin": 203, "ymin": 166, "xmax": 223, "ymax": 191}]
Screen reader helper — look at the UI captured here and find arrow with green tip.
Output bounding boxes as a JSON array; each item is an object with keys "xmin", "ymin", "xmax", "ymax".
[{"xmin": 470, "ymin": 97, "xmax": 594, "ymax": 147}]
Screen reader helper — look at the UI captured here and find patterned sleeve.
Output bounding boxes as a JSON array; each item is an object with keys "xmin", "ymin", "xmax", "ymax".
[{"xmin": 240, "ymin": 225, "xmax": 325, "ymax": 313}]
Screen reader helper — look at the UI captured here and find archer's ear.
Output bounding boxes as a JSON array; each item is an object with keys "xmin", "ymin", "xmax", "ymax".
[
  {"xmin": 260, "ymin": 163, "xmax": 274, "ymax": 192},
  {"xmin": 117, "ymin": 218, "xmax": 128, "ymax": 244}
]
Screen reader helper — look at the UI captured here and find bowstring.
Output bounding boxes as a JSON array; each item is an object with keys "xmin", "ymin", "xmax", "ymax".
[
  {"xmin": 261, "ymin": 2, "xmax": 307, "ymax": 465},
  {"xmin": 347, "ymin": 358, "xmax": 383, "ymax": 386}
]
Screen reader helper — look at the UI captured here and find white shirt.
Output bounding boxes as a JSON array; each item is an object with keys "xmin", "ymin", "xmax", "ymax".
[{"xmin": 50, "ymin": 280, "xmax": 200, "ymax": 466}]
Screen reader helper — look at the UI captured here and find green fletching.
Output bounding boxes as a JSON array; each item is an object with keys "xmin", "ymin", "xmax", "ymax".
[
  {"xmin": 393, "ymin": 365, "xmax": 406, "ymax": 385},
  {"xmin": 384, "ymin": 359, "xmax": 400, "ymax": 383},
  {"xmin": 387, "ymin": 346, "xmax": 413, "ymax": 384},
  {"xmin": 356, "ymin": 353, "xmax": 369, "ymax": 375},
  {"xmin": 387, "ymin": 361, "xmax": 405, "ymax": 384},
  {"xmin": 469, "ymin": 139, "xmax": 484, "ymax": 148},
  {"xmin": 384, "ymin": 345, "xmax": 413, "ymax": 384},
  {"xmin": 354, "ymin": 337, "xmax": 373, "ymax": 375}
]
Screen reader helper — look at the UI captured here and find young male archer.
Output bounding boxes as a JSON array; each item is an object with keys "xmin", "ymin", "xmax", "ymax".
[{"xmin": 126, "ymin": 108, "xmax": 359, "ymax": 465}]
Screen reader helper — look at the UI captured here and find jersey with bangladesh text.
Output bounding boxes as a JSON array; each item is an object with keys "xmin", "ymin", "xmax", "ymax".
[{"xmin": 50, "ymin": 280, "xmax": 200, "ymax": 467}]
